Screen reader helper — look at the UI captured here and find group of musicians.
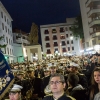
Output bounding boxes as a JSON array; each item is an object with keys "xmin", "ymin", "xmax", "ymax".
[{"xmin": 3, "ymin": 54, "xmax": 100, "ymax": 100}]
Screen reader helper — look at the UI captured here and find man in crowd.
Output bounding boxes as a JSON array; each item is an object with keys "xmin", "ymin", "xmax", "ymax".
[
  {"xmin": 9, "ymin": 84, "xmax": 23, "ymax": 100},
  {"xmin": 43, "ymin": 73, "xmax": 75, "ymax": 100}
]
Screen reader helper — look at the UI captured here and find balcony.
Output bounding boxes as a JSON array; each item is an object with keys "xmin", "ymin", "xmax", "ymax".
[
  {"xmin": 53, "ymin": 38, "xmax": 57, "ymax": 40},
  {"xmin": 46, "ymin": 45, "xmax": 50, "ymax": 48},
  {"xmin": 85, "ymin": 0, "xmax": 99, "ymax": 7},
  {"xmin": 54, "ymin": 44, "xmax": 58, "ymax": 47},
  {"xmin": 62, "ymin": 43, "xmax": 66, "ymax": 46},
  {"xmin": 90, "ymin": 29, "xmax": 100, "ymax": 38},
  {"xmin": 87, "ymin": 8, "xmax": 100, "ymax": 18},
  {"xmin": 89, "ymin": 19, "xmax": 100, "ymax": 27},
  {"xmin": 16, "ymin": 38, "xmax": 30, "ymax": 44}
]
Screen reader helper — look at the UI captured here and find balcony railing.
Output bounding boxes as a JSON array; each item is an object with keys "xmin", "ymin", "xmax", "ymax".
[
  {"xmin": 54, "ymin": 44, "xmax": 58, "ymax": 46},
  {"xmin": 89, "ymin": 19, "xmax": 100, "ymax": 27},
  {"xmin": 53, "ymin": 38, "xmax": 57, "ymax": 40},
  {"xmin": 62, "ymin": 43, "xmax": 66, "ymax": 46},
  {"xmin": 87, "ymin": 8, "xmax": 100, "ymax": 18},
  {"xmin": 86, "ymin": 0, "xmax": 100, "ymax": 7},
  {"xmin": 46, "ymin": 45, "xmax": 50, "ymax": 48},
  {"xmin": 47, "ymin": 51, "xmax": 51, "ymax": 54}
]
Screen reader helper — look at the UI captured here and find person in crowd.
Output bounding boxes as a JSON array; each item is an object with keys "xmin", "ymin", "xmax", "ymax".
[
  {"xmin": 9, "ymin": 84, "xmax": 23, "ymax": 100},
  {"xmin": 67, "ymin": 73, "xmax": 87, "ymax": 100},
  {"xmin": 26, "ymin": 68, "xmax": 43, "ymax": 100},
  {"xmin": 43, "ymin": 73, "xmax": 75, "ymax": 100},
  {"xmin": 35, "ymin": 64, "xmax": 44, "ymax": 78},
  {"xmin": 69, "ymin": 62, "xmax": 88, "ymax": 89},
  {"xmin": 42, "ymin": 65, "xmax": 57, "ymax": 95},
  {"xmin": 89, "ymin": 67, "xmax": 100, "ymax": 100}
]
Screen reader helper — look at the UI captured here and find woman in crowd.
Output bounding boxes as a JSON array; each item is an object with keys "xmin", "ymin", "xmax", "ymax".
[{"xmin": 89, "ymin": 67, "xmax": 100, "ymax": 100}]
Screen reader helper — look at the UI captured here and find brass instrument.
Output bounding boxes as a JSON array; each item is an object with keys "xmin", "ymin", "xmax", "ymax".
[{"xmin": 44, "ymin": 85, "xmax": 52, "ymax": 95}]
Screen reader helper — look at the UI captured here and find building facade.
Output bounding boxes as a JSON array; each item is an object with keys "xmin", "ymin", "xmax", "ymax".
[
  {"xmin": 79, "ymin": 0, "xmax": 100, "ymax": 54},
  {"xmin": 40, "ymin": 18, "xmax": 81, "ymax": 56},
  {"xmin": 0, "ymin": 1, "xmax": 14, "ymax": 63}
]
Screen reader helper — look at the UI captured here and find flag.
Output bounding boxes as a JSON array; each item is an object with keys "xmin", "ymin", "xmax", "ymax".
[{"xmin": 0, "ymin": 51, "xmax": 14, "ymax": 99}]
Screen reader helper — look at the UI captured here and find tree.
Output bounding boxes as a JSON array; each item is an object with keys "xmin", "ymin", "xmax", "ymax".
[
  {"xmin": 0, "ymin": 36, "xmax": 6, "ymax": 48},
  {"xmin": 70, "ymin": 15, "xmax": 84, "ymax": 39},
  {"xmin": 28, "ymin": 23, "xmax": 39, "ymax": 45}
]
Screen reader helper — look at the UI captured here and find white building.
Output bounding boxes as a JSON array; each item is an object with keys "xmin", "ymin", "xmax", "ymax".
[
  {"xmin": 40, "ymin": 18, "xmax": 81, "ymax": 56},
  {"xmin": 0, "ymin": 1, "xmax": 14, "ymax": 63},
  {"xmin": 13, "ymin": 29, "xmax": 30, "ymax": 62},
  {"xmin": 79, "ymin": 0, "xmax": 100, "ymax": 54}
]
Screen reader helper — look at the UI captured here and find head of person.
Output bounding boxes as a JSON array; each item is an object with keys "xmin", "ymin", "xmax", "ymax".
[
  {"xmin": 37, "ymin": 64, "xmax": 41, "ymax": 70},
  {"xmin": 84, "ymin": 61, "xmax": 88, "ymax": 66},
  {"xmin": 9, "ymin": 84, "xmax": 23, "ymax": 100},
  {"xmin": 67, "ymin": 73, "xmax": 79, "ymax": 87},
  {"xmin": 27, "ymin": 68, "xmax": 34, "ymax": 78},
  {"xmin": 44, "ymin": 68, "xmax": 50, "ymax": 77},
  {"xmin": 69, "ymin": 63, "xmax": 79, "ymax": 73},
  {"xmin": 49, "ymin": 66, "xmax": 57, "ymax": 75},
  {"xmin": 91, "ymin": 67, "xmax": 100, "ymax": 85},
  {"xmin": 49, "ymin": 73, "xmax": 66, "ymax": 94}
]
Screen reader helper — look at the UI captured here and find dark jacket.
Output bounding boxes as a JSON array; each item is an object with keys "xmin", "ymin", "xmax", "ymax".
[
  {"xmin": 68, "ymin": 84, "xmax": 87, "ymax": 100},
  {"xmin": 43, "ymin": 94, "xmax": 75, "ymax": 100}
]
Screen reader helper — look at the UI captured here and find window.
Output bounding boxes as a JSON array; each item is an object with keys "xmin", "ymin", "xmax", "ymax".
[
  {"xmin": 68, "ymin": 47, "xmax": 70, "ymax": 51},
  {"xmin": 6, "ymin": 37, "xmax": 8, "ymax": 43},
  {"xmin": 46, "ymin": 43, "xmax": 50, "ymax": 47},
  {"xmin": 53, "ymin": 35, "xmax": 57, "ymax": 40},
  {"xmin": 71, "ymin": 40, "xmax": 73, "ymax": 44},
  {"xmin": 62, "ymin": 41, "xmax": 66, "ymax": 46},
  {"xmin": 2, "ymin": 23, "xmax": 4, "ymax": 30},
  {"xmin": 55, "ymin": 48, "xmax": 58, "ymax": 52},
  {"xmin": 60, "ymin": 35, "xmax": 65, "ymax": 39},
  {"xmin": 5, "ymin": 26, "xmax": 7, "ymax": 32},
  {"xmin": 54, "ymin": 42, "xmax": 58, "ymax": 46},
  {"xmin": 4, "ymin": 16, "xmax": 6, "ymax": 22},
  {"xmin": 62, "ymin": 48, "xmax": 66, "ymax": 52},
  {"xmin": 1, "ymin": 12, "xmax": 3, "ymax": 18},
  {"xmin": 45, "ymin": 36, "xmax": 50, "ymax": 41},
  {"xmin": 47, "ymin": 49, "xmax": 51, "ymax": 54},
  {"xmin": 60, "ymin": 27, "xmax": 64, "ymax": 32},
  {"xmin": 52, "ymin": 29, "xmax": 57, "ymax": 33},
  {"xmin": 67, "ymin": 41, "xmax": 69, "ymax": 44},
  {"xmin": 44, "ymin": 30, "xmax": 49, "ymax": 34},
  {"xmin": 9, "ymin": 39, "xmax": 10, "ymax": 44},
  {"xmin": 72, "ymin": 47, "xmax": 74, "ymax": 50},
  {"xmin": 7, "ymin": 48, "xmax": 9, "ymax": 54},
  {"xmin": 66, "ymin": 34, "xmax": 68, "ymax": 38}
]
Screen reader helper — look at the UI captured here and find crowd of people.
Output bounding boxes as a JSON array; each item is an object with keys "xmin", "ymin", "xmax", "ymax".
[{"xmin": 3, "ymin": 53, "xmax": 100, "ymax": 100}]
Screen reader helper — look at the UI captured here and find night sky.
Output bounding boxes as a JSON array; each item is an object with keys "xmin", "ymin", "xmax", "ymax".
[{"xmin": 0, "ymin": 0, "xmax": 80, "ymax": 44}]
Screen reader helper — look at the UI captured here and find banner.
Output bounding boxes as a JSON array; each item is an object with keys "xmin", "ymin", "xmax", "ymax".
[{"xmin": 0, "ymin": 51, "xmax": 14, "ymax": 99}]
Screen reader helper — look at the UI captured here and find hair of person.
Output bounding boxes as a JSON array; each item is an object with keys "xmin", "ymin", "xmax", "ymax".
[
  {"xmin": 67, "ymin": 73, "xmax": 79, "ymax": 87},
  {"xmin": 49, "ymin": 73, "xmax": 65, "ymax": 83},
  {"xmin": 90, "ymin": 67, "xmax": 100, "ymax": 100}
]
